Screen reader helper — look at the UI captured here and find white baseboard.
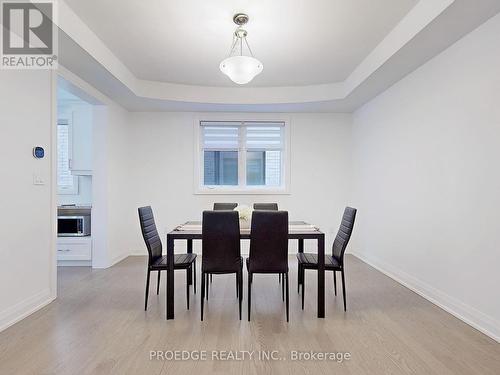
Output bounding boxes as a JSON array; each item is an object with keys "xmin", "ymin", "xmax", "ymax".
[
  {"xmin": 351, "ymin": 251, "xmax": 500, "ymax": 343},
  {"xmin": 0, "ymin": 289, "xmax": 55, "ymax": 333}
]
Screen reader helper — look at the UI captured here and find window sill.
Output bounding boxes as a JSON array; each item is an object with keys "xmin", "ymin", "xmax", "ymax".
[{"xmin": 194, "ymin": 187, "xmax": 290, "ymax": 195}]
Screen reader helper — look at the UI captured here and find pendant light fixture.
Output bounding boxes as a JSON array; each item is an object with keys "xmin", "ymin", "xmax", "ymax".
[{"xmin": 219, "ymin": 13, "xmax": 263, "ymax": 85}]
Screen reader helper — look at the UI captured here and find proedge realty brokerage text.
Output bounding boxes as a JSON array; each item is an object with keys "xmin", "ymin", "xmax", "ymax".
[{"xmin": 150, "ymin": 350, "xmax": 351, "ymax": 363}]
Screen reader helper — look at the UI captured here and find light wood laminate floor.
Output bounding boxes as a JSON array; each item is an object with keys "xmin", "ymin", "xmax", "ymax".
[{"xmin": 0, "ymin": 255, "xmax": 498, "ymax": 375}]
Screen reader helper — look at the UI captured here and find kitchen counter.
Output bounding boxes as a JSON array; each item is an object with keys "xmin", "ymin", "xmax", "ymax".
[{"xmin": 58, "ymin": 205, "xmax": 92, "ymax": 216}]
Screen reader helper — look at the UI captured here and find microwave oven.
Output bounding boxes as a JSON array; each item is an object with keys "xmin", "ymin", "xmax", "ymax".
[{"xmin": 57, "ymin": 215, "xmax": 91, "ymax": 237}]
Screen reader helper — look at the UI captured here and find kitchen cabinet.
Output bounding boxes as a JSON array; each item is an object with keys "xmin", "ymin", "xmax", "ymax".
[
  {"xmin": 69, "ymin": 104, "xmax": 93, "ymax": 175},
  {"xmin": 57, "ymin": 237, "xmax": 92, "ymax": 263}
]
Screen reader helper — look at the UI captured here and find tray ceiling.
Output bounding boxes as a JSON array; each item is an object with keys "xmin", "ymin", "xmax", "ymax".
[{"xmin": 64, "ymin": 0, "xmax": 417, "ymax": 87}]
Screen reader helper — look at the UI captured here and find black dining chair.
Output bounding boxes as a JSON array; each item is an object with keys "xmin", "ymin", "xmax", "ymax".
[
  {"xmin": 253, "ymin": 203, "xmax": 283, "ymax": 285},
  {"xmin": 297, "ymin": 207, "xmax": 357, "ymax": 311},
  {"xmin": 253, "ymin": 203, "xmax": 278, "ymax": 210},
  {"xmin": 213, "ymin": 203, "xmax": 238, "ymax": 210},
  {"xmin": 201, "ymin": 210, "xmax": 243, "ymax": 321},
  {"xmin": 138, "ymin": 206, "xmax": 197, "ymax": 311},
  {"xmin": 247, "ymin": 210, "xmax": 289, "ymax": 322},
  {"xmin": 210, "ymin": 203, "xmax": 238, "ymax": 283}
]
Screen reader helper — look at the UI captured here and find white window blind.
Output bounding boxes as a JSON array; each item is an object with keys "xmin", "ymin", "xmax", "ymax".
[
  {"xmin": 245, "ymin": 123, "xmax": 284, "ymax": 150},
  {"xmin": 201, "ymin": 122, "xmax": 240, "ymax": 150}
]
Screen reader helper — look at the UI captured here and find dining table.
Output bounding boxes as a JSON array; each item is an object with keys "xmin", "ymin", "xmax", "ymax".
[{"xmin": 165, "ymin": 221, "xmax": 325, "ymax": 320}]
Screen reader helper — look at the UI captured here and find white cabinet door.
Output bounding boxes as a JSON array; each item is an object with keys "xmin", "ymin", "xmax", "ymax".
[
  {"xmin": 70, "ymin": 104, "xmax": 93, "ymax": 175},
  {"xmin": 57, "ymin": 237, "xmax": 92, "ymax": 261}
]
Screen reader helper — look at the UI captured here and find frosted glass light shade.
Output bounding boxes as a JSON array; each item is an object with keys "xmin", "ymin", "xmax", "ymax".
[{"xmin": 219, "ymin": 55, "xmax": 263, "ymax": 84}]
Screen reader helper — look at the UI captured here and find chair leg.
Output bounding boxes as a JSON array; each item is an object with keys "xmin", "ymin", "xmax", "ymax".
[
  {"xmin": 193, "ymin": 261, "xmax": 197, "ymax": 294},
  {"xmin": 285, "ymin": 272, "xmax": 289, "ymax": 322},
  {"xmin": 156, "ymin": 270, "xmax": 161, "ymax": 295},
  {"xmin": 236, "ymin": 273, "xmax": 239, "ymax": 299},
  {"xmin": 247, "ymin": 272, "xmax": 252, "ymax": 321},
  {"xmin": 238, "ymin": 270, "xmax": 243, "ymax": 320},
  {"xmin": 201, "ymin": 272, "xmax": 205, "ymax": 321},
  {"xmin": 144, "ymin": 269, "xmax": 151, "ymax": 311},
  {"xmin": 186, "ymin": 268, "xmax": 190, "ymax": 310},
  {"xmin": 341, "ymin": 269, "xmax": 347, "ymax": 311},
  {"xmin": 333, "ymin": 270, "xmax": 337, "ymax": 296},
  {"xmin": 297, "ymin": 264, "xmax": 301, "ymax": 294},
  {"xmin": 301, "ymin": 269, "xmax": 305, "ymax": 310},
  {"xmin": 206, "ymin": 273, "xmax": 209, "ymax": 300},
  {"xmin": 210, "ymin": 274, "xmax": 213, "ymax": 283},
  {"xmin": 279, "ymin": 273, "xmax": 281, "ymax": 283},
  {"xmin": 281, "ymin": 273, "xmax": 285, "ymax": 302}
]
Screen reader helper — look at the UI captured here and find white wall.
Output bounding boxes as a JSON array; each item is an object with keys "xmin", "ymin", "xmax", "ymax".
[
  {"xmin": 89, "ymin": 95, "xmax": 132, "ymax": 268},
  {"xmin": 0, "ymin": 70, "xmax": 56, "ymax": 331},
  {"xmin": 351, "ymin": 13, "xmax": 500, "ymax": 341},
  {"xmin": 121, "ymin": 112, "xmax": 353, "ymax": 255},
  {"xmin": 102, "ymin": 102, "xmax": 135, "ymax": 265}
]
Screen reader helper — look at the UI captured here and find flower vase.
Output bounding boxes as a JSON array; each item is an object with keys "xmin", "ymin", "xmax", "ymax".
[{"xmin": 239, "ymin": 218, "xmax": 250, "ymax": 230}]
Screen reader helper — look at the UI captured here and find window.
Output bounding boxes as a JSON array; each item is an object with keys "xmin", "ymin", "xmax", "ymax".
[
  {"xmin": 245, "ymin": 124, "xmax": 283, "ymax": 187},
  {"xmin": 202, "ymin": 124, "xmax": 239, "ymax": 186},
  {"xmin": 204, "ymin": 151, "xmax": 239, "ymax": 185},
  {"xmin": 57, "ymin": 120, "xmax": 78, "ymax": 194},
  {"xmin": 196, "ymin": 120, "xmax": 289, "ymax": 194}
]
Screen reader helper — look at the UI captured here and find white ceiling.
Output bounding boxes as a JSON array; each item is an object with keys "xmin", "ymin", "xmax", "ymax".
[
  {"xmin": 57, "ymin": 87, "xmax": 80, "ymax": 102},
  {"xmin": 57, "ymin": 0, "xmax": 500, "ymax": 111},
  {"xmin": 64, "ymin": 0, "xmax": 417, "ymax": 87}
]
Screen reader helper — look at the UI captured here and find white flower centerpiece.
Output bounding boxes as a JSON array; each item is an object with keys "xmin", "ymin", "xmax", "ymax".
[{"xmin": 234, "ymin": 204, "xmax": 253, "ymax": 229}]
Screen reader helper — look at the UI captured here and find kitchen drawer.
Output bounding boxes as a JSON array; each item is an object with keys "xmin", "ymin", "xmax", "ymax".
[{"xmin": 57, "ymin": 238, "xmax": 92, "ymax": 261}]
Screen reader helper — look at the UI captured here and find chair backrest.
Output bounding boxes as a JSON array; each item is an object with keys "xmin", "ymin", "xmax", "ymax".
[
  {"xmin": 213, "ymin": 203, "xmax": 238, "ymax": 210},
  {"xmin": 332, "ymin": 207, "xmax": 357, "ymax": 264},
  {"xmin": 248, "ymin": 210, "xmax": 288, "ymax": 273},
  {"xmin": 202, "ymin": 210, "xmax": 241, "ymax": 273},
  {"xmin": 253, "ymin": 203, "xmax": 278, "ymax": 210},
  {"xmin": 138, "ymin": 206, "xmax": 162, "ymax": 264}
]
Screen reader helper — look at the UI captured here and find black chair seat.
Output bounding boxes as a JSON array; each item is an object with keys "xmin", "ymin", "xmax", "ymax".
[
  {"xmin": 296, "ymin": 253, "xmax": 340, "ymax": 269},
  {"xmin": 151, "ymin": 253, "xmax": 197, "ymax": 269}
]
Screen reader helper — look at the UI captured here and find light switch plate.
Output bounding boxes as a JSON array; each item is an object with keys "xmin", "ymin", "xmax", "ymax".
[{"xmin": 33, "ymin": 174, "xmax": 45, "ymax": 185}]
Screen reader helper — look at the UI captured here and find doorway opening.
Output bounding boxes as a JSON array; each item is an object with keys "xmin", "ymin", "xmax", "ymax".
[{"xmin": 55, "ymin": 75, "xmax": 107, "ymax": 275}]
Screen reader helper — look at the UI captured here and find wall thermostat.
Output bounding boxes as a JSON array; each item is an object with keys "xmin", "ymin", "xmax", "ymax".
[{"xmin": 33, "ymin": 146, "xmax": 45, "ymax": 159}]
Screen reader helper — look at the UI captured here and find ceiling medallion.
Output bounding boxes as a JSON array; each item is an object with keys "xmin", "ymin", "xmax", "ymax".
[{"xmin": 219, "ymin": 13, "xmax": 263, "ymax": 85}]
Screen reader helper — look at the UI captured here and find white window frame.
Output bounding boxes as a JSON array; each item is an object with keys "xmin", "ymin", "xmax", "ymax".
[{"xmin": 194, "ymin": 115, "xmax": 291, "ymax": 195}]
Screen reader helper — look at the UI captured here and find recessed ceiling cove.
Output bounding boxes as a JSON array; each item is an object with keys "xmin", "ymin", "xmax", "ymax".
[{"xmin": 63, "ymin": 0, "xmax": 417, "ymax": 87}]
